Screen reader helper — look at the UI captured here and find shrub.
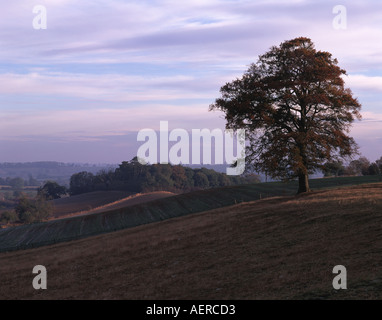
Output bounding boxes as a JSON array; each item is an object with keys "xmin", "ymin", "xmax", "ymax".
[
  {"xmin": 0, "ymin": 210, "xmax": 18, "ymax": 224},
  {"xmin": 14, "ymin": 195, "xmax": 52, "ymax": 224}
]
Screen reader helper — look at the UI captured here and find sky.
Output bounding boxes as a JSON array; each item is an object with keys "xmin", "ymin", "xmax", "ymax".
[{"xmin": 0, "ymin": 0, "xmax": 381, "ymax": 164}]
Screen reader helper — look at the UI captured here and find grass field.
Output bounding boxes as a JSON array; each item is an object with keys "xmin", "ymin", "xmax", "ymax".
[
  {"xmin": 1, "ymin": 182, "xmax": 382, "ymax": 299},
  {"xmin": 60, "ymin": 191, "xmax": 175, "ymax": 218},
  {"xmin": 0, "ymin": 175, "xmax": 381, "ymax": 253},
  {"xmin": 51, "ymin": 190, "xmax": 135, "ymax": 218}
]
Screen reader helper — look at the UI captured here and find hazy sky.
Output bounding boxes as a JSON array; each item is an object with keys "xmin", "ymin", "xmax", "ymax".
[{"xmin": 1, "ymin": 0, "xmax": 381, "ymax": 164}]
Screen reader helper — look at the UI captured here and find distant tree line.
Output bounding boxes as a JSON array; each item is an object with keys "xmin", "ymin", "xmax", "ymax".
[
  {"xmin": 69, "ymin": 157, "xmax": 261, "ymax": 196},
  {"xmin": 0, "ymin": 176, "xmax": 40, "ymax": 189},
  {"xmin": 322, "ymin": 156, "xmax": 382, "ymax": 177},
  {"xmin": 0, "ymin": 161, "xmax": 100, "ymax": 169},
  {"xmin": 0, "ymin": 161, "xmax": 117, "ymax": 185}
]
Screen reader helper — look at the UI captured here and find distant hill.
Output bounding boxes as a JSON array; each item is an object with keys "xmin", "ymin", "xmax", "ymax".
[{"xmin": 0, "ymin": 162, "xmax": 117, "ymax": 185}]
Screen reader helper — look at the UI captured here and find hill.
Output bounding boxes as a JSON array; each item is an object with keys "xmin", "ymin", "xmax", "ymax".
[
  {"xmin": 0, "ymin": 182, "xmax": 382, "ymax": 299},
  {"xmin": 0, "ymin": 161, "xmax": 117, "ymax": 185},
  {"xmin": 0, "ymin": 175, "xmax": 381, "ymax": 252},
  {"xmin": 51, "ymin": 190, "xmax": 135, "ymax": 218},
  {"xmin": 52, "ymin": 191, "xmax": 175, "ymax": 219}
]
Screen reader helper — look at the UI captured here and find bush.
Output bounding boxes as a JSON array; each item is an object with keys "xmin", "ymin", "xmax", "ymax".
[
  {"xmin": 0, "ymin": 210, "xmax": 18, "ymax": 224},
  {"xmin": 14, "ymin": 195, "xmax": 52, "ymax": 224}
]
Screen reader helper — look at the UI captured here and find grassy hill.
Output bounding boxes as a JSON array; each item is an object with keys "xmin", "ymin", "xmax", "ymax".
[
  {"xmin": 0, "ymin": 182, "xmax": 382, "ymax": 299},
  {"xmin": 0, "ymin": 175, "xmax": 381, "ymax": 253},
  {"xmin": 51, "ymin": 190, "xmax": 135, "ymax": 218},
  {"xmin": 51, "ymin": 191, "xmax": 175, "ymax": 219},
  {"xmin": 71, "ymin": 191, "xmax": 176, "ymax": 216}
]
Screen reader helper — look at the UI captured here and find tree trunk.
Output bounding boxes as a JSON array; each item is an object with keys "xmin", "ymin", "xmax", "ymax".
[
  {"xmin": 297, "ymin": 172, "xmax": 310, "ymax": 194},
  {"xmin": 296, "ymin": 139, "xmax": 310, "ymax": 194}
]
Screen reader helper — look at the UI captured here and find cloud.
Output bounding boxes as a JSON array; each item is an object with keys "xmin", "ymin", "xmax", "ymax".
[
  {"xmin": 0, "ymin": 0, "xmax": 382, "ymax": 162},
  {"xmin": 350, "ymin": 111, "xmax": 382, "ymax": 143},
  {"xmin": 0, "ymin": 71, "xmax": 223, "ymax": 103},
  {"xmin": 0, "ymin": 0, "xmax": 380, "ymax": 78},
  {"xmin": 0, "ymin": 103, "xmax": 226, "ymax": 138},
  {"xmin": 344, "ymin": 75, "xmax": 382, "ymax": 92}
]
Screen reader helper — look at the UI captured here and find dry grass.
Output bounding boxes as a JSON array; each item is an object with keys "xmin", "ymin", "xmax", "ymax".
[
  {"xmin": 51, "ymin": 191, "xmax": 135, "ymax": 218},
  {"xmin": 1, "ymin": 183, "xmax": 382, "ymax": 300},
  {"xmin": 52, "ymin": 191, "xmax": 175, "ymax": 220}
]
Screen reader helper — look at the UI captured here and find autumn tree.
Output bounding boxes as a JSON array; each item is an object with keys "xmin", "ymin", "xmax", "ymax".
[{"xmin": 210, "ymin": 37, "xmax": 361, "ymax": 193}]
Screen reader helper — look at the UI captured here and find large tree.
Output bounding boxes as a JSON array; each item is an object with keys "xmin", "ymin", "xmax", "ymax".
[{"xmin": 210, "ymin": 37, "xmax": 361, "ymax": 193}]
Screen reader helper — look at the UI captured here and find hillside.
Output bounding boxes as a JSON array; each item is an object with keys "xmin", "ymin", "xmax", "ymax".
[
  {"xmin": 0, "ymin": 183, "xmax": 274, "ymax": 252},
  {"xmin": 51, "ymin": 190, "xmax": 135, "ymax": 218},
  {"xmin": 52, "ymin": 191, "xmax": 175, "ymax": 219},
  {"xmin": 0, "ymin": 183, "xmax": 382, "ymax": 299},
  {"xmin": 0, "ymin": 175, "xmax": 381, "ymax": 252}
]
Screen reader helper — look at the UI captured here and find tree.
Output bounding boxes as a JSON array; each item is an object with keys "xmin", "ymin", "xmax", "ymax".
[
  {"xmin": 0, "ymin": 210, "xmax": 18, "ymax": 224},
  {"xmin": 38, "ymin": 181, "xmax": 67, "ymax": 199},
  {"xmin": 322, "ymin": 161, "xmax": 345, "ymax": 177},
  {"xmin": 69, "ymin": 171, "xmax": 95, "ymax": 195},
  {"xmin": 171, "ymin": 165, "xmax": 188, "ymax": 190},
  {"xmin": 14, "ymin": 195, "xmax": 52, "ymax": 224},
  {"xmin": 210, "ymin": 37, "xmax": 361, "ymax": 193},
  {"xmin": 367, "ymin": 162, "xmax": 380, "ymax": 176},
  {"xmin": 114, "ymin": 157, "xmax": 146, "ymax": 191},
  {"xmin": 346, "ymin": 156, "xmax": 370, "ymax": 176},
  {"xmin": 376, "ymin": 156, "xmax": 382, "ymax": 173},
  {"xmin": 194, "ymin": 171, "xmax": 210, "ymax": 188}
]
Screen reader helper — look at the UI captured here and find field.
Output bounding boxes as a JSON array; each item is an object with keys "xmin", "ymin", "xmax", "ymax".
[
  {"xmin": 0, "ymin": 186, "xmax": 38, "ymax": 201},
  {"xmin": 0, "ymin": 182, "xmax": 382, "ymax": 299},
  {"xmin": 51, "ymin": 190, "xmax": 136, "ymax": 218},
  {"xmin": 0, "ymin": 175, "xmax": 381, "ymax": 253},
  {"xmin": 65, "ymin": 191, "xmax": 176, "ymax": 216}
]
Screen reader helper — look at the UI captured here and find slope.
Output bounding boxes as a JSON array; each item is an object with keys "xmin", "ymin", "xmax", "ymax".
[
  {"xmin": 51, "ymin": 190, "xmax": 135, "ymax": 218},
  {"xmin": 1, "ymin": 183, "xmax": 382, "ymax": 299},
  {"xmin": 52, "ymin": 191, "xmax": 175, "ymax": 219},
  {"xmin": 0, "ymin": 175, "xmax": 381, "ymax": 252}
]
